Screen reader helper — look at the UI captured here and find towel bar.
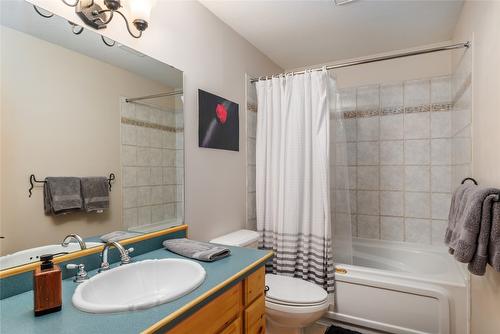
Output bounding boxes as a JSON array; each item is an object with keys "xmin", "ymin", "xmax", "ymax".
[
  {"xmin": 28, "ymin": 173, "xmax": 115, "ymax": 198},
  {"xmin": 461, "ymin": 177, "xmax": 478, "ymax": 185},
  {"xmin": 461, "ymin": 177, "xmax": 500, "ymax": 202}
]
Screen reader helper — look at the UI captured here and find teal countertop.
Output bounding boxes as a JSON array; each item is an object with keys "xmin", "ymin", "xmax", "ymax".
[{"xmin": 0, "ymin": 246, "xmax": 271, "ymax": 334}]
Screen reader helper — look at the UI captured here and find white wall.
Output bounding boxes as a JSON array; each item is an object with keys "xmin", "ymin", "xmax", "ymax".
[
  {"xmin": 452, "ymin": 1, "xmax": 500, "ymax": 333},
  {"xmin": 27, "ymin": 0, "xmax": 282, "ymax": 242}
]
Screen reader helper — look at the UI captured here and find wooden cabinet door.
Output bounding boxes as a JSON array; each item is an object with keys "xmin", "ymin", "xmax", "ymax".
[
  {"xmin": 245, "ymin": 294, "xmax": 265, "ymax": 334},
  {"xmin": 167, "ymin": 283, "xmax": 242, "ymax": 334},
  {"xmin": 219, "ymin": 316, "xmax": 242, "ymax": 334},
  {"xmin": 244, "ymin": 267, "xmax": 265, "ymax": 306}
]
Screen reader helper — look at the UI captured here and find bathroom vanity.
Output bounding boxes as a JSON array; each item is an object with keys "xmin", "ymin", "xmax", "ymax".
[{"xmin": 0, "ymin": 225, "xmax": 272, "ymax": 334}]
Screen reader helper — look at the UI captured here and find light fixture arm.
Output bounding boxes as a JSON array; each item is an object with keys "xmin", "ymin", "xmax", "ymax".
[
  {"xmin": 101, "ymin": 35, "xmax": 116, "ymax": 47},
  {"xmin": 33, "ymin": 5, "xmax": 54, "ymax": 18},
  {"xmin": 114, "ymin": 10, "xmax": 142, "ymax": 39},
  {"xmin": 62, "ymin": 0, "xmax": 80, "ymax": 7}
]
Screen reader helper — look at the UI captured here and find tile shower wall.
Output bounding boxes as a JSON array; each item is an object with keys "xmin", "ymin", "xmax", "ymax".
[
  {"xmin": 451, "ymin": 50, "xmax": 472, "ymax": 189},
  {"xmin": 335, "ymin": 76, "xmax": 457, "ymax": 245},
  {"xmin": 120, "ymin": 99, "xmax": 184, "ymax": 229}
]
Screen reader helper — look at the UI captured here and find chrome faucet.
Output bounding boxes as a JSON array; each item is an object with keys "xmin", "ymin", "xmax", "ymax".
[
  {"xmin": 61, "ymin": 234, "xmax": 87, "ymax": 250},
  {"xmin": 66, "ymin": 263, "xmax": 89, "ymax": 283},
  {"xmin": 98, "ymin": 241, "xmax": 134, "ymax": 272}
]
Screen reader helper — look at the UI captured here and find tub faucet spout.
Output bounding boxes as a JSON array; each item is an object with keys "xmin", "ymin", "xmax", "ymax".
[{"xmin": 61, "ymin": 233, "xmax": 87, "ymax": 250}]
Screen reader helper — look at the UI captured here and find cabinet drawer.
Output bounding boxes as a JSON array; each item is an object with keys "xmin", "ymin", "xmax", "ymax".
[
  {"xmin": 244, "ymin": 267, "xmax": 265, "ymax": 306},
  {"xmin": 219, "ymin": 316, "xmax": 242, "ymax": 334},
  {"xmin": 167, "ymin": 283, "xmax": 242, "ymax": 334},
  {"xmin": 245, "ymin": 294, "xmax": 265, "ymax": 334}
]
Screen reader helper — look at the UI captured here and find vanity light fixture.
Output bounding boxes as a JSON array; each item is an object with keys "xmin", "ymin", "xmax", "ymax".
[{"xmin": 62, "ymin": 0, "xmax": 156, "ymax": 38}]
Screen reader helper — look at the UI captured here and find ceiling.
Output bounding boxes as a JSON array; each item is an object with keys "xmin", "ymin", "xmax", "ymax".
[{"xmin": 201, "ymin": 0, "xmax": 465, "ymax": 70}]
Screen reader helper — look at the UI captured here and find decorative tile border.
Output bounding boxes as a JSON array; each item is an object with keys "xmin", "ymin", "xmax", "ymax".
[
  {"xmin": 340, "ymin": 102, "xmax": 452, "ymax": 119},
  {"xmin": 341, "ymin": 110, "xmax": 357, "ymax": 119},
  {"xmin": 381, "ymin": 106, "xmax": 404, "ymax": 116},
  {"xmin": 405, "ymin": 105, "xmax": 431, "ymax": 114},
  {"xmin": 356, "ymin": 110, "xmax": 380, "ymax": 118},
  {"xmin": 121, "ymin": 117, "xmax": 183, "ymax": 133},
  {"xmin": 432, "ymin": 103, "xmax": 453, "ymax": 112},
  {"xmin": 247, "ymin": 102, "xmax": 257, "ymax": 113}
]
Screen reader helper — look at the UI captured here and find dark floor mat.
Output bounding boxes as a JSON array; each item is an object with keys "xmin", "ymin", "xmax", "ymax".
[{"xmin": 325, "ymin": 324, "xmax": 362, "ymax": 334}]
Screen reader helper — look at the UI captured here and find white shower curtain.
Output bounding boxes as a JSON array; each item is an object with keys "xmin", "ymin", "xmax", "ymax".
[{"xmin": 255, "ymin": 69, "xmax": 334, "ymax": 292}]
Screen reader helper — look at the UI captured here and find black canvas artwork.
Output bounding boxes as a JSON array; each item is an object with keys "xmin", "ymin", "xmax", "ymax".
[{"xmin": 198, "ymin": 89, "xmax": 239, "ymax": 151}]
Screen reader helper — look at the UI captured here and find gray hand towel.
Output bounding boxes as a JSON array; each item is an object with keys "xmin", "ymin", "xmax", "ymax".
[
  {"xmin": 81, "ymin": 177, "xmax": 109, "ymax": 213},
  {"xmin": 488, "ymin": 202, "xmax": 500, "ymax": 272},
  {"xmin": 445, "ymin": 183, "xmax": 500, "ymax": 272},
  {"xmin": 100, "ymin": 231, "xmax": 141, "ymax": 243},
  {"xmin": 163, "ymin": 238, "xmax": 231, "ymax": 262},
  {"xmin": 44, "ymin": 177, "xmax": 82, "ymax": 215}
]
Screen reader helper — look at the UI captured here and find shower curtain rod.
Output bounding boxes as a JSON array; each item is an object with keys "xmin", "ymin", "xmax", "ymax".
[
  {"xmin": 126, "ymin": 89, "xmax": 183, "ymax": 103},
  {"xmin": 250, "ymin": 41, "xmax": 470, "ymax": 83}
]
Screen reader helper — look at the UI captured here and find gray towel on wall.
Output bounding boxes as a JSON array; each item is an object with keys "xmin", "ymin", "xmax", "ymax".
[
  {"xmin": 163, "ymin": 238, "xmax": 231, "ymax": 262},
  {"xmin": 445, "ymin": 183, "xmax": 500, "ymax": 275},
  {"xmin": 44, "ymin": 177, "xmax": 82, "ymax": 215},
  {"xmin": 488, "ymin": 203, "xmax": 500, "ymax": 272},
  {"xmin": 81, "ymin": 177, "xmax": 109, "ymax": 213}
]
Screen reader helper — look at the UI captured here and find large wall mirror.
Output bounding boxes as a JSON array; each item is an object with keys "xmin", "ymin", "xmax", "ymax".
[{"xmin": 0, "ymin": 1, "xmax": 184, "ymax": 270}]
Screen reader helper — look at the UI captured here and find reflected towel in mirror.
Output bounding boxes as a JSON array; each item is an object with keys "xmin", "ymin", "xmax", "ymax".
[
  {"xmin": 81, "ymin": 177, "xmax": 109, "ymax": 213},
  {"xmin": 43, "ymin": 177, "xmax": 82, "ymax": 215}
]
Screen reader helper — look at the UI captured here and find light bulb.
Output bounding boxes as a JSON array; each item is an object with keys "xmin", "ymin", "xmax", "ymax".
[{"xmin": 127, "ymin": 0, "xmax": 157, "ymax": 22}]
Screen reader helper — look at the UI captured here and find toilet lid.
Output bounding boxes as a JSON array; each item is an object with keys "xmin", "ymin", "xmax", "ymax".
[{"xmin": 265, "ymin": 274, "xmax": 328, "ymax": 306}]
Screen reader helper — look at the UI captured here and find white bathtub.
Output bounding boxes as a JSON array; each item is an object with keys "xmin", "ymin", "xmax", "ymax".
[{"xmin": 329, "ymin": 238, "xmax": 469, "ymax": 334}]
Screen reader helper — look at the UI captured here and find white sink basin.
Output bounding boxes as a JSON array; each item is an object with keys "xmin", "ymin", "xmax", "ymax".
[
  {"xmin": 72, "ymin": 258, "xmax": 206, "ymax": 313},
  {"xmin": 0, "ymin": 242, "xmax": 103, "ymax": 270}
]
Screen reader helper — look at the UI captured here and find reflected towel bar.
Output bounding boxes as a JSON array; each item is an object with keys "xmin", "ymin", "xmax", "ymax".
[{"xmin": 28, "ymin": 173, "xmax": 115, "ymax": 198}]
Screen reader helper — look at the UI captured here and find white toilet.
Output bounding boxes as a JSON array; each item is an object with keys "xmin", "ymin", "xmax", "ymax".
[{"xmin": 210, "ymin": 230, "xmax": 329, "ymax": 334}]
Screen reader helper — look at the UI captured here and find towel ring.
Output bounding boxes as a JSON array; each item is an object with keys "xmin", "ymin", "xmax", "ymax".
[
  {"xmin": 461, "ymin": 177, "xmax": 478, "ymax": 185},
  {"xmin": 29, "ymin": 173, "xmax": 116, "ymax": 198}
]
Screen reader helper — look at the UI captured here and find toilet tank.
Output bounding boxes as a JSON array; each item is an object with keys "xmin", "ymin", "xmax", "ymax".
[{"xmin": 210, "ymin": 230, "xmax": 259, "ymax": 248}]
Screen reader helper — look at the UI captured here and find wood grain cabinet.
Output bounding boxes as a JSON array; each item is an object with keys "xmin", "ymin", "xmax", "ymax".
[{"xmin": 168, "ymin": 267, "xmax": 266, "ymax": 334}]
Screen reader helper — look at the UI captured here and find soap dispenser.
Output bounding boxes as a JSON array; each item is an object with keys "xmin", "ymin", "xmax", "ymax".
[{"xmin": 33, "ymin": 253, "xmax": 62, "ymax": 316}]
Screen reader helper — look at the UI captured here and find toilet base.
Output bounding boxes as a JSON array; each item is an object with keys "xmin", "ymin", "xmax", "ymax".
[
  {"xmin": 265, "ymin": 299, "xmax": 329, "ymax": 334},
  {"xmin": 266, "ymin": 318, "xmax": 304, "ymax": 334}
]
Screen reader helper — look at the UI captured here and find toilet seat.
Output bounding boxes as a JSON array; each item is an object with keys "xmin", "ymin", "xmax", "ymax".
[
  {"xmin": 265, "ymin": 274, "xmax": 328, "ymax": 306},
  {"xmin": 265, "ymin": 298, "xmax": 329, "ymax": 314},
  {"xmin": 265, "ymin": 296, "xmax": 327, "ymax": 307}
]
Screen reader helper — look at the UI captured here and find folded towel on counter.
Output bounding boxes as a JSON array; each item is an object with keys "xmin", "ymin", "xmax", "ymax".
[
  {"xmin": 163, "ymin": 238, "xmax": 231, "ymax": 262},
  {"xmin": 445, "ymin": 182, "xmax": 500, "ymax": 275},
  {"xmin": 488, "ymin": 202, "xmax": 500, "ymax": 271},
  {"xmin": 44, "ymin": 177, "xmax": 82, "ymax": 215},
  {"xmin": 81, "ymin": 177, "xmax": 109, "ymax": 213},
  {"xmin": 100, "ymin": 231, "xmax": 141, "ymax": 243}
]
